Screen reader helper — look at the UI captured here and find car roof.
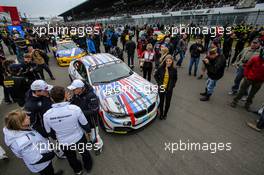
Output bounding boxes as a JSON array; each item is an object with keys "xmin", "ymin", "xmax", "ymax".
[{"xmin": 80, "ymin": 53, "xmax": 120, "ymax": 69}]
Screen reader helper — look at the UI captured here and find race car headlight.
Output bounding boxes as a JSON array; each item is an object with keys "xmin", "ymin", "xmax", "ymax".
[{"xmin": 108, "ymin": 111, "xmax": 128, "ymax": 118}]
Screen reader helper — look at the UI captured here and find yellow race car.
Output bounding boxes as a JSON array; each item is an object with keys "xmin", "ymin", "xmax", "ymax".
[
  {"xmin": 52, "ymin": 40, "xmax": 86, "ymax": 66},
  {"xmin": 153, "ymin": 30, "xmax": 166, "ymax": 41}
]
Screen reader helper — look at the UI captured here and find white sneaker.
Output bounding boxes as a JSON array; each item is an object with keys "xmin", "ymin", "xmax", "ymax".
[
  {"xmin": 75, "ymin": 171, "xmax": 83, "ymax": 175},
  {"xmin": 228, "ymin": 91, "xmax": 237, "ymax": 95},
  {"xmin": 241, "ymin": 96, "xmax": 248, "ymax": 101},
  {"xmin": 0, "ymin": 154, "xmax": 8, "ymax": 160}
]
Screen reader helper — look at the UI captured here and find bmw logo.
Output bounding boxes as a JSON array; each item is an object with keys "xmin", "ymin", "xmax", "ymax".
[{"xmin": 37, "ymin": 101, "xmax": 42, "ymax": 107}]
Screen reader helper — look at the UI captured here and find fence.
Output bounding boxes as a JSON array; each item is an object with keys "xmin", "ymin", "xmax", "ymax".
[{"xmin": 95, "ymin": 10, "xmax": 264, "ymax": 26}]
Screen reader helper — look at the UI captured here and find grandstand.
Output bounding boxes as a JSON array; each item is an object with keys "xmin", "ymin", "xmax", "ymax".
[{"xmin": 59, "ymin": 0, "xmax": 264, "ymax": 25}]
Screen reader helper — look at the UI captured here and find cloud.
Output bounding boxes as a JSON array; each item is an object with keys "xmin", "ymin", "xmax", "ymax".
[{"xmin": 0, "ymin": 0, "xmax": 85, "ymax": 17}]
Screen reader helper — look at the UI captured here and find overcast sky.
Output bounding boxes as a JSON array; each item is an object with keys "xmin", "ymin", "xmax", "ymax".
[{"xmin": 1, "ymin": 0, "xmax": 86, "ymax": 18}]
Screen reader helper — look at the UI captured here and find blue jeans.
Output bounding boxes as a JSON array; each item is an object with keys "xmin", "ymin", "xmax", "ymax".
[
  {"xmin": 189, "ymin": 56, "xmax": 200, "ymax": 75},
  {"xmin": 177, "ymin": 50, "xmax": 185, "ymax": 66},
  {"xmin": 206, "ymin": 78, "xmax": 217, "ymax": 95},
  {"xmin": 231, "ymin": 66, "xmax": 244, "ymax": 92}
]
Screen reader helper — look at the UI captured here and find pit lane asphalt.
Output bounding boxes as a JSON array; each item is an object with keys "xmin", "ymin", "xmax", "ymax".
[{"xmin": 0, "ymin": 43, "xmax": 263, "ymax": 175}]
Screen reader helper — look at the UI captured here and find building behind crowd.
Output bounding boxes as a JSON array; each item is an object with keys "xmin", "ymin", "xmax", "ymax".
[{"xmin": 59, "ymin": 0, "xmax": 264, "ymax": 26}]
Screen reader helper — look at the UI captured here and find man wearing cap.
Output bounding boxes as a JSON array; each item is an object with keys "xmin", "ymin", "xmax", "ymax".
[
  {"xmin": 200, "ymin": 48, "xmax": 226, "ymax": 101},
  {"xmin": 24, "ymin": 80, "xmax": 67, "ymax": 160},
  {"xmin": 67, "ymin": 79, "xmax": 103, "ymax": 153},
  {"xmin": 231, "ymin": 47, "xmax": 264, "ymax": 111},
  {"xmin": 24, "ymin": 80, "xmax": 53, "ymax": 137},
  {"xmin": 229, "ymin": 38, "xmax": 261, "ymax": 95}
]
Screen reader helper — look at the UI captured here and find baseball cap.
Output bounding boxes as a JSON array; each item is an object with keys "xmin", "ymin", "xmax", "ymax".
[
  {"xmin": 31, "ymin": 80, "xmax": 53, "ymax": 91},
  {"xmin": 209, "ymin": 48, "xmax": 217, "ymax": 55},
  {"xmin": 67, "ymin": 79, "xmax": 85, "ymax": 90},
  {"xmin": 252, "ymin": 38, "xmax": 260, "ymax": 44}
]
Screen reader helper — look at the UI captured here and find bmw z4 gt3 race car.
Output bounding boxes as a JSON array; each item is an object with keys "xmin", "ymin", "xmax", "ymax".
[
  {"xmin": 68, "ymin": 53, "xmax": 159, "ymax": 133},
  {"xmin": 53, "ymin": 40, "xmax": 86, "ymax": 66}
]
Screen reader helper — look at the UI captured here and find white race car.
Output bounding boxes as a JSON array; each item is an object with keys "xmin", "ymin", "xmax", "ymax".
[{"xmin": 68, "ymin": 53, "xmax": 159, "ymax": 133}]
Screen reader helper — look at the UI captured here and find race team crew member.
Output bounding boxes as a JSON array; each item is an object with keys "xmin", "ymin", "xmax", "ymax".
[
  {"xmin": 43, "ymin": 86, "xmax": 93, "ymax": 175},
  {"xmin": 3, "ymin": 64, "xmax": 30, "ymax": 107},
  {"xmin": 3, "ymin": 109, "xmax": 63, "ymax": 175},
  {"xmin": 24, "ymin": 80, "xmax": 53, "ymax": 138},
  {"xmin": 67, "ymin": 79, "xmax": 103, "ymax": 152}
]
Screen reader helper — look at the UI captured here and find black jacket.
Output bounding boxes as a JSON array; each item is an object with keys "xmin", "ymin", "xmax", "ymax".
[
  {"xmin": 223, "ymin": 35, "xmax": 233, "ymax": 53},
  {"xmin": 205, "ymin": 55, "xmax": 226, "ymax": 80},
  {"xmin": 148, "ymin": 38, "xmax": 157, "ymax": 48},
  {"xmin": 154, "ymin": 66, "xmax": 178, "ymax": 92},
  {"xmin": 70, "ymin": 85, "xmax": 99, "ymax": 117},
  {"xmin": 111, "ymin": 33, "xmax": 118, "ymax": 47},
  {"xmin": 24, "ymin": 91, "xmax": 52, "ymax": 137},
  {"xmin": 189, "ymin": 43, "xmax": 204, "ymax": 58},
  {"xmin": 93, "ymin": 34, "xmax": 101, "ymax": 53},
  {"xmin": 4, "ymin": 75, "xmax": 29, "ymax": 99},
  {"xmin": 21, "ymin": 62, "xmax": 40, "ymax": 84},
  {"xmin": 125, "ymin": 40, "xmax": 136, "ymax": 55}
]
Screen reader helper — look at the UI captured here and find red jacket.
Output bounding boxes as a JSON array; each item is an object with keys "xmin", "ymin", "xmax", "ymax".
[{"xmin": 244, "ymin": 56, "xmax": 264, "ymax": 82}]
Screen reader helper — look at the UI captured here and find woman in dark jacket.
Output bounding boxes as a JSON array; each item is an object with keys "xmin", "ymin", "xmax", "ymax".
[{"xmin": 154, "ymin": 55, "xmax": 177, "ymax": 120}]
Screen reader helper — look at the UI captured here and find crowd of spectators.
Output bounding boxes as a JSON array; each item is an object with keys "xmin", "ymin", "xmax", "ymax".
[{"xmin": 69, "ymin": 0, "xmax": 264, "ymax": 21}]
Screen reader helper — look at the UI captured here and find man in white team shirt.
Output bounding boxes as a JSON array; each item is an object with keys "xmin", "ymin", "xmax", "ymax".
[{"xmin": 43, "ymin": 86, "xmax": 93, "ymax": 175}]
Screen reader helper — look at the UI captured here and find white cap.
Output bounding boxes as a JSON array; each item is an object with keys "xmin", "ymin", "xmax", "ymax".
[
  {"xmin": 67, "ymin": 79, "xmax": 85, "ymax": 90},
  {"xmin": 31, "ymin": 80, "xmax": 53, "ymax": 91}
]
